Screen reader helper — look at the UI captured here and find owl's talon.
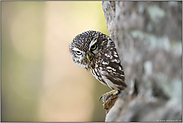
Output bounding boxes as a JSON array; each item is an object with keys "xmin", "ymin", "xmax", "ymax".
[
  {"xmin": 99, "ymin": 96, "xmax": 103, "ymax": 101},
  {"xmin": 116, "ymin": 90, "xmax": 121, "ymax": 95},
  {"xmin": 99, "ymin": 90, "xmax": 121, "ymax": 102}
]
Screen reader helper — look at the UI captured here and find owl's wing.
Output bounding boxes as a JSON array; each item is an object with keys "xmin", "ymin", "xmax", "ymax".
[{"xmin": 100, "ymin": 62, "xmax": 127, "ymax": 90}]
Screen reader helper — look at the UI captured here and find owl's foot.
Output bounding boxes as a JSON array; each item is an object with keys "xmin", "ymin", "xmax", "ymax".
[{"xmin": 99, "ymin": 90, "xmax": 121, "ymax": 101}]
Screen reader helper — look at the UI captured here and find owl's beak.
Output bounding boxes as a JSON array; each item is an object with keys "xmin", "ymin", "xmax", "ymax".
[{"xmin": 86, "ymin": 55, "xmax": 91, "ymax": 62}]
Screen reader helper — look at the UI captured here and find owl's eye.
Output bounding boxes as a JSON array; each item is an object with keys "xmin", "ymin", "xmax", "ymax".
[
  {"xmin": 91, "ymin": 44, "xmax": 97, "ymax": 51},
  {"xmin": 75, "ymin": 51, "xmax": 82, "ymax": 55}
]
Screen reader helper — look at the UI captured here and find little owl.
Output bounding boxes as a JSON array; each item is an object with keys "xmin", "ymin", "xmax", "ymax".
[{"xmin": 69, "ymin": 30, "xmax": 127, "ymax": 101}]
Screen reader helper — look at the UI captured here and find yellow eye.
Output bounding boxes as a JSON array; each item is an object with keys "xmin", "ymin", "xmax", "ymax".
[
  {"xmin": 75, "ymin": 51, "xmax": 82, "ymax": 55},
  {"xmin": 91, "ymin": 44, "xmax": 97, "ymax": 51}
]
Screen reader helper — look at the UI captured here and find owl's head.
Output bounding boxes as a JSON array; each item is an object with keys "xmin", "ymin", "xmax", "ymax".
[{"xmin": 69, "ymin": 30, "xmax": 108, "ymax": 70}]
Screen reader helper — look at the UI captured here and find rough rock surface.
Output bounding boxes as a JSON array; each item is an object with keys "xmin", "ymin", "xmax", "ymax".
[{"xmin": 102, "ymin": 1, "xmax": 182, "ymax": 122}]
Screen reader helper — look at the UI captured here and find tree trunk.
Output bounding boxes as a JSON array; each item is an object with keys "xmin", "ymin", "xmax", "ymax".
[{"xmin": 102, "ymin": 1, "xmax": 182, "ymax": 122}]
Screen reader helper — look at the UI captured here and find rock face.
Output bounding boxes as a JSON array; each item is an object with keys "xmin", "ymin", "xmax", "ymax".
[{"xmin": 102, "ymin": 1, "xmax": 182, "ymax": 122}]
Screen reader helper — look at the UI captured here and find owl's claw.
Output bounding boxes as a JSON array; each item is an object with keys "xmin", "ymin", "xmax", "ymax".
[
  {"xmin": 99, "ymin": 96, "xmax": 103, "ymax": 101},
  {"xmin": 99, "ymin": 90, "xmax": 121, "ymax": 101}
]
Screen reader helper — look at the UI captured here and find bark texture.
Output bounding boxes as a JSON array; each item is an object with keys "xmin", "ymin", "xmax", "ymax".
[{"xmin": 102, "ymin": 1, "xmax": 182, "ymax": 122}]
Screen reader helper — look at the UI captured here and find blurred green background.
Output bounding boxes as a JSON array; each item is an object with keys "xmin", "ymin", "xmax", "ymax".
[{"xmin": 1, "ymin": 1, "xmax": 111, "ymax": 122}]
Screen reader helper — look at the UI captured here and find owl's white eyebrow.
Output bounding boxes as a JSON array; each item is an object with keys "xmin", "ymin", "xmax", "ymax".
[
  {"xmin": 89, "ymin": 39, "xmax": 98, "ymax": 50},
  {"xmin": 72, "ymin": 47, "xmax": 81, "ymax": 52}
]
